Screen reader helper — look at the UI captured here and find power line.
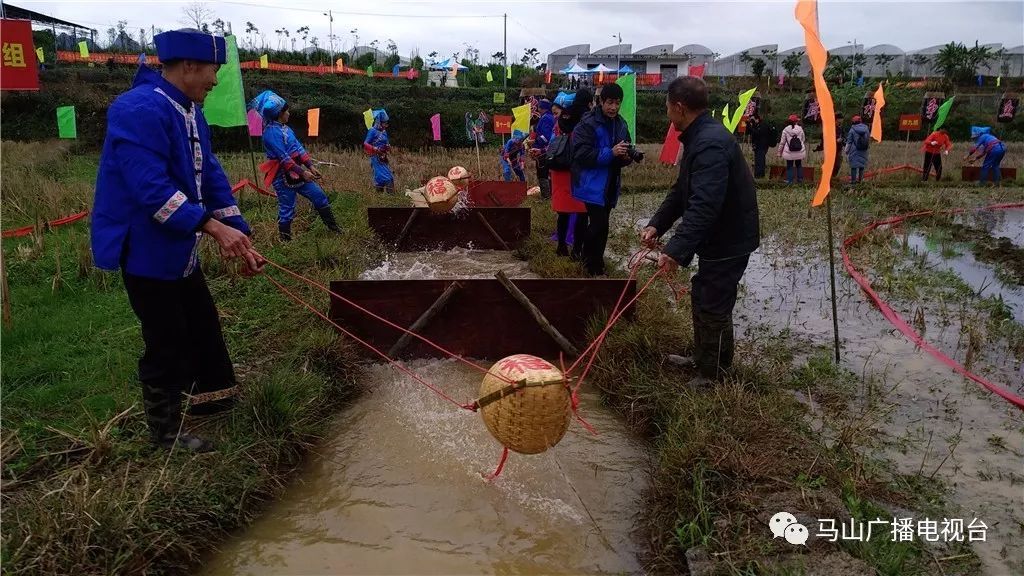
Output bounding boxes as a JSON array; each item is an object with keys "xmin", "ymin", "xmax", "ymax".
[{"xmin": 218, "ymin": 1, "xmax": 503, "ymax": 19}]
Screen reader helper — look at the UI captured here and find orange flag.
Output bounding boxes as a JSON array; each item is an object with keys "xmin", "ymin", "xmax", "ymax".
[
  {"xmin": 795, "ymin": 0, "xmax": 836, "ymax": 207},
  {"xmin": 870, "ymin": 82, "xmax": 885, "ymax": 142},
  {"xmin": 308, "ymin": 108, "xmax": 320, "ymax": 137}
]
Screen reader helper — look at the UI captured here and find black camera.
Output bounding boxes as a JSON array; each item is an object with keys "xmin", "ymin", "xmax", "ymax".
[{"xmin": 627, "ymin": 144, "xmax": 645, "ymax": 162}]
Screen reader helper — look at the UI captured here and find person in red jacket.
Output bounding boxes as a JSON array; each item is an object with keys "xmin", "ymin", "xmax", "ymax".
[{"xmin": 920, "ymin": 129, "xmax": 952, "ymax": 181}]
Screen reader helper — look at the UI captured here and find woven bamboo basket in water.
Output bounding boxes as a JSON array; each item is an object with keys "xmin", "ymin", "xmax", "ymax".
[{"xmin": 478, "ymin": 354, "xmax": 571, "ymax": 455}]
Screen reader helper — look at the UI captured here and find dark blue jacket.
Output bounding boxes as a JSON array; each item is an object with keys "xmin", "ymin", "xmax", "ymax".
[
  {"xmin": 570, "ymin": 110, "xmax": 633, "ymax": 207},
  {"xmin": 532, "ymin": 112, "xmax": 555, "ymax": 151},
  {"xmin": 647, "ymin": 111, "xmax": 760, "ymax": 266},
  {"xmin": 92, "ymin": 66, "xmax": 250, "ymax": 280}
]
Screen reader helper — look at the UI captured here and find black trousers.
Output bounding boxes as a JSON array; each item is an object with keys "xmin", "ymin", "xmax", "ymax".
[
  {"xmin": 753, "ymin": 147, "xmax": 768, "ymax": 178},
  {"xmin": 536, "ymin": 159, "xmax": 551, "ymax": 199},
  {"xmin": 583, "ymin": 202, "xmax": 613, "ymax": 275},
  {"xmin": 690, "ymin": 255, "xmax": 750, "ymax": 378},
  {"xmin": 922, "ymin": 152, "xmax": 942, "ymax": 181},
  {"xmin": 556, "ymin": 211, "xmax": 589, "ymax": 258},
  {"xmin": 123, "ymin": 269, "xmax": 237, "ymax": 440}
]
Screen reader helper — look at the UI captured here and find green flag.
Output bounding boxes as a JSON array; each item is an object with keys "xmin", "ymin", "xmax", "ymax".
[
  {"xmin": 615, "ymin": 73, "xmax": 637, "ymax": 142},
  {"xmin": 493, "ymin": 92, "xmax": 505, "ymax": 104},
  {"xmin": 367, "ymin": 65, "xmax": 374, "ymax": 77},
  {"xmin": 727, "ymin": 87, "xmax": 756, "ymax": 133},
  {"xmin": 721, "ymin": 103, "xmax": 730, "ymax": 125},
  {"xmin": 57, "ymin": 106, "xmax": 77, "ymax": 138},
  {"xmin": 932, "ymin": 97, "xmax": 955, "ymax": 131},
  {"xmin": 996, "ymin": 76, "xmax": 1001, "ymax": 87},
  {"xmin": 203, "ymin": 36, "xmax": 246, "ymax": 128},
  {"xmin": 506, "ymin": 65, "xmax": 511, "ymax": 79},
  {"xmin": 486, "ymin": 69, "xmax": 493, "ymax": 82}
]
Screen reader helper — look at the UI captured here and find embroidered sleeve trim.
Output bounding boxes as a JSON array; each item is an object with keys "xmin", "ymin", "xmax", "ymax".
[
  {"xmin": 211, "ymin": 206, "xmax": 242, "ymax": 219},
  {"xmin": 154, "ymin": 191, "xmax": 188, "ymax": 223}
]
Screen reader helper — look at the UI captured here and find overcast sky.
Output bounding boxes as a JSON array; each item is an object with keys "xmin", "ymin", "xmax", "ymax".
[{"xmin": 14, "ymin": 0, "xmax": 1024, "ymax": 61}]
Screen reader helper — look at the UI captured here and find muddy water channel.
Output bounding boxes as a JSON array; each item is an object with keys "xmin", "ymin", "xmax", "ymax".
[
  {"xmin": 616, "ymin": 197, "xmax": 1023, "ymax": 575},
  {"xmin": 205, "ymin": 249, "xmax": 650, "ymax": 575}
]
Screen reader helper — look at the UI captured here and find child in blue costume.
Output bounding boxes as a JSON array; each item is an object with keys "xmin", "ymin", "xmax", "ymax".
[
  {"xmin": 364, "ymin": 109, "xmax": 395, "ymax": 193},
  {"xmin": 964, "ymin": 126, "xmax": 1007, "ymax": 185},
  {"xmin": 250, "ymin": 90, "xmax": 341, "ymax": 241},
  {"xmin": 501, "ymin": 129, "xmax": 528, "ymax": 182}
]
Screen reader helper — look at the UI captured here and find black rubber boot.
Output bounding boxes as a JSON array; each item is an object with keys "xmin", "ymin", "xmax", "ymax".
[
  {"xmin": 316, "ymin": 206, "xmax": 342, "ymax": 233},
  {"xmin": 556, "ymin": 243, "xmax": 569, "ymax": 257},
  {"xmin": 279, "ymin": 221, "xmax": 292, "ymax": 242}
]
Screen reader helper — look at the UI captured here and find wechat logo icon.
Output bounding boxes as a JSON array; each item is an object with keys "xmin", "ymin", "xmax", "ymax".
[{"xmin": 770, "ymin": 511, "xmax": 809, "ymax": 546}]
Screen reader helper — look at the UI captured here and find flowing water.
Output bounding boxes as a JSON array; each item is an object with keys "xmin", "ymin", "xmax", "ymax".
[
  {"xmin": 205, "ymin": 248, "xmax": 650, "ymax": 575},
  {"xmin": 616, "ymin": 195, "xmax": 1024, "ymax": 575}
]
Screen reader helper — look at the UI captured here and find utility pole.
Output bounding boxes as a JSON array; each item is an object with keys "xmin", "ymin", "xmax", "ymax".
[
  {"xmin": 324, "ymin": 10, "xmax": 334, "ymax": 66},
  {"xmin": 614, "ymin": 32, "xmax": 621, "ymax": 73},
  {"xmin": 503, "ymin": 13, "xmax": 507, "ymax": 89}
]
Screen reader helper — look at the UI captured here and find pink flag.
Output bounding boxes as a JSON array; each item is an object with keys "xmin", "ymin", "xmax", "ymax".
[
  {"xmin": 778, "ymin": 73, "xmax": 785, "ymax": 86},
  {"xmin": 659, "ymin": 122, "xmax": 682, "ymax": 165},
  {"xmin": 246, "ymin": 108, "xmax": 263, "ymax": 137},
  {"xmin": 688, "ymin": 64, "xmax": 705, "ymax": 78},
  {"xmin": 430, "ymin": 113, "xmax": 441, "ymax": 141}
]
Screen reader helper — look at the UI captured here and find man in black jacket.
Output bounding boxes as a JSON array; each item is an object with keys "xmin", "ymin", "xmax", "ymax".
[
  {"xmin": 641, "ymin": 76, "xmax": 760, "ymax": 385},
  {"xmin": 746, "ymin": 111, "xmax": 777, "ymax": 178}
]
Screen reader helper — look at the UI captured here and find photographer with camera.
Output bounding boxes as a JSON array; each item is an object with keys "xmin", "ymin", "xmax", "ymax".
[
  {"xmin": 571, "ymin": 82, "xmax": 640, "ymax": 276},
  {"xmin": 640, "ymin": 77, "xmax": 760, "ymax": 386}
]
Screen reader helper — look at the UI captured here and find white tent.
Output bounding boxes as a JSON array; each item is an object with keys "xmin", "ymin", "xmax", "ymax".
[
  {"xmin": 590, "ymin": 64, "xmax": 614, "ymax": 73},
  {"xmin": 429, "ymin": 58, "xmax": 469, "ymax": 71},
  {"xmin": 561, "ymin": 63, "xmax": 587, "ymax": 74}
]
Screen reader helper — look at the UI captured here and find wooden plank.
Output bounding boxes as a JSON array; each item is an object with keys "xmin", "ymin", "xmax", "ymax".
[
  {"xmin": 961, "ymin": 166, "xmax": 1017, "ymax": 181},
  {"xmin": 466, "ymin": 180, "xmax": 527, "ymax": 207},
  {"xmin": 367, "ymin": 207, "xmax": 530, "ymax": 251},
  {"xmin": 387, "ymin": 280, "xmax": 462, "ymax": 357},
  {"xmin": 769, "ymin": 165, "xmax": 815, "ymax": 181},
  {"xmin": 328, "ymin": 279, "xmax": 637, "ymax": 361},
  {"xmin": 494, "ymin": 270, "xmax": 579, "ymax": 357}
]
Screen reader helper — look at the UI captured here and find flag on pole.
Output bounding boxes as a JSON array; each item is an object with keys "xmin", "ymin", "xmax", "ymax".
[
  {"xmin": 870, "ymin": 82, "xmax": 885, "ymax": 142},
  {"xmin": 363, "ymin": 109, "xmax": 375, "ymax": 130},
  {"xmin": 545, "ymin": 70, "xmax": 552, "ymax": 84},
  {"xmin": 259, "ymin": 54, "xmax": 268, "ymax": 69},
  {"xmin": 996, "ymin": 75, "xmax": 1002, "ymax": 87},
  {"xmin": 932, "ymin": 96, "xmax": 955, "ymax": 131},
  {"xmin": 615, "ymin": 73, "xmax": 637, "ymax": 141},
  {"xmin": 778, "ymin": 73, "xmax": 785, "ymax": 86},
  {"xmin": 367, "ymin": 65, "xmax": 374, "ymax": 77},
  {"xmin": 795, "ymin": 0, "xmax": 837, "ymax": 208},
  {"xmin": 430, "ymin": 113, "xmax": 441, "ymax": 141},
  {"xmin": 451, "ymin": 59, "xmax": 458, "ymax": 77},
  {"xmin": 246, "ymin": 109, "xmax": 263, "ymax": 136},
  {"xmin": 721, "ymin": 103, "xmax": 730, "ymax": 125},
  {"xmin": 36, "ymin": 47, "xmax": 44, "ymax": 63},
  {"xmin": 976, "ymin": 75, "xmax": 983, "ymax": 86},
  {"xmin": 392, "ymin": 64, "xmax": 400, "ymax": 77},
  {"xmin": 307, "ymin": 108, "xmax": 320, "ymax": 137},
  {"xmin": 336, "ymin": 57, "xmax": 344, "ymax": 71},
  {"xmin": 137, "ymin": 52, "xmax": 146, "ymax": 66},
  {"xmin": 57, "ymin": 106, "xmax": 77, "ymax": 138},
  {"xmin": 493, "ymin": 92, "xmax": 505, "ymax": 104},
  {"xmin": 598, "ymin": 70, "xmax": 604, "ymax": 83},
  {"xmin": 203, "ymin": 36, "xmax": 246, "ymax": 128},
  {"xmin": 659, "ymin": 122, "xmax": 682, "ymax": 165},
  {"xmin": 78, "ymin": 41, "xmax": 89, "ymax": 58},
  {"xmin": 486, "ymin": 69, "xmax": 493, "ymax": 82},
  {"xmin": 511, "ymin": 103, "xmax": 531, "ymax": 134},
  {"xmin": 506, "ymin": 65, "xmax": 511, "ymax": 79}
]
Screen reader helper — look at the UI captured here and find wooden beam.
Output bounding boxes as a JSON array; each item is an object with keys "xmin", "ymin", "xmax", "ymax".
[
  {"xmin": 387, "ymin": 280, "xmax": 462, "ymax": 357},
  {"xmin": 367, "ymin": 207, "xmax": 530, "ymax": 251},
  {"xmin": 394, "ymin": 208, "xmax": 421, "ymax": 249},
  {"xmin": 494, "ymin": 270, "xmax": 579, "ymax": 357},
  {"xmin": 475, "ymin": 211, "xmax": 510, "ymax": 251}
]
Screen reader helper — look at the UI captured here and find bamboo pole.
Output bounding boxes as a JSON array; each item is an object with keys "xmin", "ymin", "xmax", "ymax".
[
  {"xmin": 394, "ymin": 208, "xmax": 421, "ymax": 249},
  {"xmin": 388, "ymin": 281, "xmax": 462, "ymax": 357},
  {"xmin": 494, "ymin": 270, "xmax": 579, "ymax": 357},
  {"xmin": 1, "ymin": 250, "xmax": 11, "ymax": 328},
  {"xmin": 475, "ymin": 211, "xmax": 510, "ymax": 250}
]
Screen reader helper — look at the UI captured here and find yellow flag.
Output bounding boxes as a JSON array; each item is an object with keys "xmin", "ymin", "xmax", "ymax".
[
  {"xmin": 36, "ymin": 47, "xmax": 44, "ymax": 63},
  {"xmin": 870, "ymin": 82, "xmax": 885, "ymax": 142},
  {"xmin": 506, "ymin": 65, "xmax": 511, "ymax": 79},
  {"xmin": 336, "ymin": 57, "xmax": 344, "ymax": 72},
  {"xmin": 363, "ymin": 109, "xmax": 374, "ymax": 130},
  {"xmin": 996, "ymin": 76, "xmax": 1002, "ymax": 87},
  {"xmin": 78, "ymin": 41, "xmax": 89, "ymax": 58},
  {"xmin": 259, "ymin": 54, "xmax": 269, "ymax": 69},
  {"xmin": 452, "ymin": 59, "xmax": 458, "ymax": 77},
  {"xmin": 486, "ymin": 70, "xmax": 493, "ymax": 82},
  {"xmin": 511, "ymin": 103, "xmax": 531, "ymax": 134}
]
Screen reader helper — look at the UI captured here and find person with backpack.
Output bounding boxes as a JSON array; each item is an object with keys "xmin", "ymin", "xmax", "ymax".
[
  {"xmin": 547, "ymin": 89, "xmax": 591, "ymax": 259},
  {"xmin": 814, "ymin": 112, "xmax": 845, "ymax": 179},
  {"xmin": 964, "ymin": 126, "xmax": 1007, "ymax": 185},
  {"xmin": 845, "ymin": 115, "xmax": 871, "ymax": 184},
  {"xmin": 746, "ymin": 112, "xmax": 777, "ymax": 179},
  {"xmin": 776, "ymin": 114, "xmax": 806, "ymax": 184},
  {"xmin": 920, "ymin": 128, "xmax": 952, "ymax": 181}
]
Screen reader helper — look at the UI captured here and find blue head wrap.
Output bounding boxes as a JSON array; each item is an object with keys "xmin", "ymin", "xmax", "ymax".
[
  {"xmin": 154, "ymin": 29, "xmax": 226, "ymax": 64},
  {"xmin": 512, "ymin": 129, "xmax": 526, "ymax": 140},
  {"xmin": 373, "ymin": 109, "xmax": 390, "ymax": 129},
  {"xmin": 553, "ymin": 92, "xmax": 575, "ymax": 109},
  {"xmin": 249, "ymin": 90, "xmax": 287, "ymax": 121},
  {"xmin": 970, "ymin": 125, "xmax": 991, "ymax": 140}
]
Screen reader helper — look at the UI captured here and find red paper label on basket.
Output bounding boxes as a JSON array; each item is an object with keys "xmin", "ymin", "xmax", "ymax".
[{"xmin": 496, "ymin": 354, "xmax": 556, "ymax": 375}]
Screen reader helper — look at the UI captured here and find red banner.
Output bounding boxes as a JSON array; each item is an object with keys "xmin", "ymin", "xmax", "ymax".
[
  {"xmin": 1, "ymin": 19, "xmax": 39, "ymax": 91},
  {"xmin": 493, "ymin": 115, "xmax": 512, "ymax": 134},
  {"xmin": 898, "ymin": 114, "xmax": 922, "ymax": 132}
]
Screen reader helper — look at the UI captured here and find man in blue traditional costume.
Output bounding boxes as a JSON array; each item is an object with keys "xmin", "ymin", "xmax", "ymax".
[
  {"xmin": 363, "ymin": 110, "xmax": 395, "ymax": 193},
  {"xmin": 249, "ymin": 90, "xmax": 341, "ymax": 241},
  {"xmin": 91, "ymin": 29, "xmax": 264, "ymax": 452},
  {"xmin": 500, "ymin": 129, "xmax": 528, "ymax": 182}
]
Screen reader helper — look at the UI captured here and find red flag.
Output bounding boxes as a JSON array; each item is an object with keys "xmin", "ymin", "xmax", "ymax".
[
  {"xmin": 688, "ymin": 64, "xmax": 705, "ymax": 78},
  {"xmin": 659, "ymin": 122, "xmax": 682, "ymax": 165},
  {"xmin": 0, "ymin": 19, "xmax": 40, "ymax": 91},
  {"xmin": 545, "ymin": 70, "xmax": 552, "ymax": 84}
]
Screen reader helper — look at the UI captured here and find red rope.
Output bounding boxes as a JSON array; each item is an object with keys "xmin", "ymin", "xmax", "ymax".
[
  {"xmin": 483, "ymin": 446, "xmax": 509, "ymax": 481},
  {"xmin": 265, "ymin": 274, "xmax": 477, "ymax": 411},
  {"xmin": 842, "ymin": 203, "xmax": 1024, "ymax": 411}
]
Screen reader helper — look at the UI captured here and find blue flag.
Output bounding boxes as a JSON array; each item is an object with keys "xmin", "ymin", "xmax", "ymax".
[
  {"xmin": 393, "ymin": 64, "xmax": 400, "ymax": 77},
  {"xmin": 976, "ymin": 74, "xmax": 983, "ymax": 86},
  {"xmin": 719, "ymin": 76, "xmax": 725, "ymax": 86},
  {"xmin": 856, "ymin": 75, "xmax": 864, "ymax": 86},
  {"xmin": 138, "ymin": 53, "xmax": 146, "ymax": 66}
]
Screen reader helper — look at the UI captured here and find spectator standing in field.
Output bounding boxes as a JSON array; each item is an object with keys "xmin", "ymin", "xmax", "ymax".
[
  {"xmin": 845, "ymin": 115, "xmax": 871, "ymax": 184},
  {"xmin": 920, "ymin": 128, "xmax": 952, "ymax": 181},
  {"xmin": 776, "ymin": 114, "xmax": 806, "ymax": 184}
]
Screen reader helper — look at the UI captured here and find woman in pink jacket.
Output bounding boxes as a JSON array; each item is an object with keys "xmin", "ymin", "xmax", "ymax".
[{"xmin": 776, "ymin": 114, "xmax": 807, "ymax": 184}]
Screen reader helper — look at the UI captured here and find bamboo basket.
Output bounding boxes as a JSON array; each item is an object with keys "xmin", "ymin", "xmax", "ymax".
[{"xmin": 477, "ymin": 354, "xmax": 571, "ymax": 455}]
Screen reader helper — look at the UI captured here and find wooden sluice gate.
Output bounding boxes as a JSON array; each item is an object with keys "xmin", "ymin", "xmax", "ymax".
[
  {"xmin": 465, "ymin": 180, "xmax": 527, "ymax": 207},
  {"xmin": 328, "ymin": 275, "xmax": 637, "ymax": 360},
  {"xmin": 367, "ymin": 207, "xmax": 531, "ymax": 251}
]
